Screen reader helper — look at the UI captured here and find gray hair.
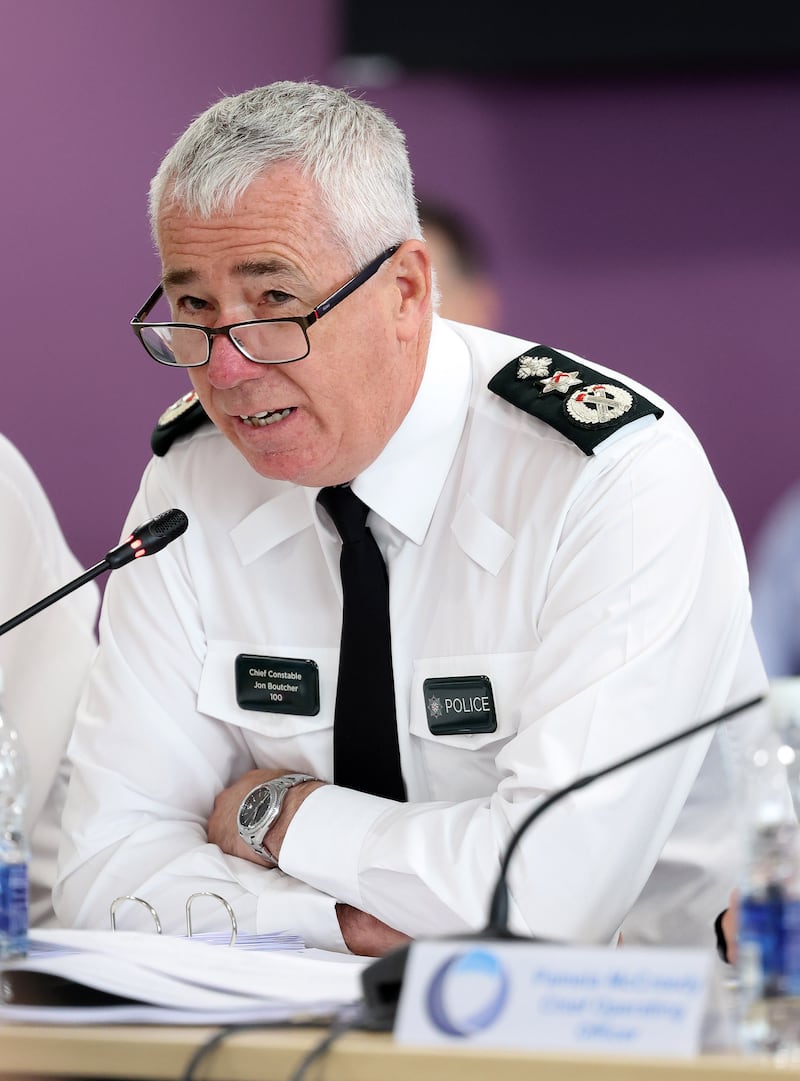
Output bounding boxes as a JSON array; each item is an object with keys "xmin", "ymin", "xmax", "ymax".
[{"xmin": 149, "ymin": 82, "xmax": 422, "ymax": 269}]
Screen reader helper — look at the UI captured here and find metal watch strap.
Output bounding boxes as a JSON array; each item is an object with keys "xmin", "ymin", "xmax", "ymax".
[{"xmin": 238, "ymin": 772, "xmax": 314, "ymax": 866}]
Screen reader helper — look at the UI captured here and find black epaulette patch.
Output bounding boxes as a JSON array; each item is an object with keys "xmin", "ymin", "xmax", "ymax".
[
  {"xmin": 150, "ymin": 391, "xmax": 212, "ymax": 456},
  {"xmin": 488, "ymin": 345, "xmax": 664, "ymax": 456}
]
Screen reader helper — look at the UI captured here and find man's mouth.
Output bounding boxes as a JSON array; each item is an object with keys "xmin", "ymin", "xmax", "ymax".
[{"xmin": 239, "ymin": 408, "xmax": 293, "ymax": 428}]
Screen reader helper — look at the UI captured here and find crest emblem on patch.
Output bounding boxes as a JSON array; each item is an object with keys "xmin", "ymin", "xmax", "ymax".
[
  {"xmin": 151, "ymin": 389, "xmax": 211, "ymax": 456},
  {"xmin": 517, "ymin": 354, "xmax": 552, "ymax": 380},
  {"xmin": 565, "ymin": 383, "xmax": 634, "ymax": 427},
  {"xmin": 157, "ymin": 390, "xmax": 199, "ymax": 427},
  {"xmin": 427, "ymin": 696, "xmax": 443, "ymax": 719},
  {"xmin": 540, "ymin": 370, "xmax": 582, "ymax": 395}
]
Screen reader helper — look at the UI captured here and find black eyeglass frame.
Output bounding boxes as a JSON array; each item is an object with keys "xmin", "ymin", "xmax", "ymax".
[{"xmin": 130, "ymin": 243, "xmax": 401, "ymax": 367}]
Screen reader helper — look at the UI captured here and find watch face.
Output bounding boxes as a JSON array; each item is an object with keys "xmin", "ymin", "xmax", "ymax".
[{"xmin": 239, "ymin": 785, "xmax": 274, "ymax": 830}]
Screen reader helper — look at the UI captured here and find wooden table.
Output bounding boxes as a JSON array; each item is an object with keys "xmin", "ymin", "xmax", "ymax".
[{"xmin": 1, "ymin": 1022, "xmax": 798, "ymax": 1081}]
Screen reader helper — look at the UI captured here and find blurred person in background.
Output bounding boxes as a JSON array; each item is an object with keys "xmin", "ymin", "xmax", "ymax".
[
  {"xmin": 749, "ymin": 482, "xmax": 800, "ymax": 678},
  {"xmin": 0, "ymin": 433, "xmax": 99, "ymax": 926},
  {"xmin": 418, "ymin": 196, "xmax": 501, "ymax": 329},
  {"xmin": 713, "ymin": 485, "xmax": 800, "ymax": 963}
]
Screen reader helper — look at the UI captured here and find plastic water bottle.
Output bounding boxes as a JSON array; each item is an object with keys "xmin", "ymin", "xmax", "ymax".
[
  {"xmin": 0, "ymin": 667, "xmax": 29, "ymax": 958},
  {"xmin": 736, "ymin": 681, "xmax": 800, "ymax": 1056}
]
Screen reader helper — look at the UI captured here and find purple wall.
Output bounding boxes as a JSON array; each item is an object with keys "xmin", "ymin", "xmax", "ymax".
[{"xmin": 1, "ymin": 1, "xmax": 797, "ymax": 581}]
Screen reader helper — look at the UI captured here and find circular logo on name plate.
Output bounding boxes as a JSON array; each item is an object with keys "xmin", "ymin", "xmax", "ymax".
[{"xmin": 426, "ymin": 948, "xmax": 510, "ymax": 1037}]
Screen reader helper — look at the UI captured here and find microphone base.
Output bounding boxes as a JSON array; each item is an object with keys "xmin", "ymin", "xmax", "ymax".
[{"xmin": 361, "ymin": 944, "xmax": 411, "ymax": 1029}]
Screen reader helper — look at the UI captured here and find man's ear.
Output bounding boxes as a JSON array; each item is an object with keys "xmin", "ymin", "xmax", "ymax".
[{"xmin": 392, "ymin": 241, "xmax": 432, "ymax": 341}]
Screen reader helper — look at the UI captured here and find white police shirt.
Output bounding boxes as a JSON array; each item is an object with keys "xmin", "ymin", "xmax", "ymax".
[
  {"xmin": 55, "ymin": 319, "xmax": 766, "ymax": 950},
  {"xmin": 0, "ymin": 433, "xmax": 99, "ymax": 927}
]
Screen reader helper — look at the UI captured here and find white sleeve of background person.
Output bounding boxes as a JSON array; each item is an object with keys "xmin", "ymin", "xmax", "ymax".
[{"xmin": 0, "ymin": 434, "xmax": 100, "ymax": 927}]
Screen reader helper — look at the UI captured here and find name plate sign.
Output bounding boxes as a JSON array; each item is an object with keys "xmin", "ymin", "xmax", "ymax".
[{"xmin": 394, "ymin": 939, "xmax": 712, "ymax": 1058}]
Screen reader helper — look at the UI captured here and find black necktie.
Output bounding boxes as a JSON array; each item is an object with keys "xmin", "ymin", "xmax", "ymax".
[{"xmin": 317, "ymin": 485, "xmax": 406, "ymax": 801}]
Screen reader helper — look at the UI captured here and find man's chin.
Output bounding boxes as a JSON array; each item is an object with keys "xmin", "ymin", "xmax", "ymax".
[
  {"xmin": 219, "ymin": 421, "xmax": 358, "ymax": 487},
  {"xmin": 240, "ymin": 445, "xmax": 336, "ymax": 488}
]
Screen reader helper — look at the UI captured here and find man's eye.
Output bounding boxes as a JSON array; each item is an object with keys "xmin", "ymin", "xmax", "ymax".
[
  {"xmin": 264, "ymin": 289, "xmax": 299, "ymax": 309},
  {"xmin": 179, "ymin": 296, "xmax": 209, "ymax": 314}
]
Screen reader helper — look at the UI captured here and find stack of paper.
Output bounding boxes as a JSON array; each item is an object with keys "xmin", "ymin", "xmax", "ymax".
[{"xmin": 0, "ymin": 928, "xmax": 368, "ymax": 1025}]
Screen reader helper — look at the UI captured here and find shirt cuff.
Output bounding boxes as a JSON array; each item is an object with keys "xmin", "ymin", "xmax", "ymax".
[
  {"xmin": 255, "ymin": 871, "xmax": 347, "ymax": 953},
  {"xmin": 280, "ymin": 784, "xmax": 396, "ymax": 910}
]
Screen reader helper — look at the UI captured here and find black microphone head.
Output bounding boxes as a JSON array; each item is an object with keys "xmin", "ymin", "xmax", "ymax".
[
  {"xmin": 105, "ymin": 508, "xmax": 188, "ymax": 568},
  {"xmin": 140, "ymin": 507, "xmax": 189, "ymax": 549}
]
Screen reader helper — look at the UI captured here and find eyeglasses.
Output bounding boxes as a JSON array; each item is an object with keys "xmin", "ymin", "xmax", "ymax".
[{"xmin": 130, "ymin": 244, "xmax": 400, "ymax": 368}]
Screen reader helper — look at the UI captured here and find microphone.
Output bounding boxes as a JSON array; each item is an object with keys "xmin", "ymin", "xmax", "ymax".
[
  {"xmin": 104, "ymin": 507, "xmax": 189, "ymax": 569},
  {"xmin": 361, "ymin": 692, "xmax": 765, "ymax": 1026},
  {"xmin": 0, "ymin": 508, "xmax": 189, "ymax": 637}
]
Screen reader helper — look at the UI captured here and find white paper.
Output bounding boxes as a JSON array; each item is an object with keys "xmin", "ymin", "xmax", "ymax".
[{"xmin": 0, "ymin": 928, "xmax": 368, "ymax": 1025}]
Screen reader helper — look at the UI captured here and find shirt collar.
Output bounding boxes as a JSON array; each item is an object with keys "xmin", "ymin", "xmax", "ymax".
[
  {"xmin": 351, "ymin": 318, "xmax": 472, "ymax": 545},
  {"xmin": 231, "ymin": 319, "xmax": 472, "ymax": 563}
]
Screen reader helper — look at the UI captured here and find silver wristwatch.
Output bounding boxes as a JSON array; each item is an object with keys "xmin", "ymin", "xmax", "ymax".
[{"xmin": 237, "ymin": 773, "xmax": 314, "ymax": 865}]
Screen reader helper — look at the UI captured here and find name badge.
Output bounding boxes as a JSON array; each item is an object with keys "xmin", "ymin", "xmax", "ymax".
[
  {"xmin": 235, "ymin": 654, "xmax": 320, "ymax": 716},
  {"xmin": 423, "ymin": 675, "xmax": 497, "ymax": 735}
]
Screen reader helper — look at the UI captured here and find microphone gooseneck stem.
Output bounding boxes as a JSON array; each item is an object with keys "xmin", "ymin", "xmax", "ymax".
[
  {"xmin": 0, "ymin": 560, "xmax": 110, "ymax": 638},
  {"xmin": 485, "ymin": 693, "xmax": 765, "ymax": 936},
  {"xmin": 361, "ymin": 692, "xmax": 766, "ymax": 1026},
  {"xmin": 0, "ymin": 508, "xmax": 188, "ymax": 640}
]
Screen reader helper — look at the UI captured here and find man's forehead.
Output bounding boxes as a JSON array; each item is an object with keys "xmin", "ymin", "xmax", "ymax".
[
  {"xmin": 156, "ymin": 183, "xmax": 333, "ymax": 279},
  {"xmin": 156, "ymin": 201, "xmax": 318, "ymax": 274},
  {"xmin": 160, "ymin": 255, "xmax": 299, "ymax": 289}
]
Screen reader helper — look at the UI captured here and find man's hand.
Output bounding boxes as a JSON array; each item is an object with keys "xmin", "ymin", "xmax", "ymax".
[
  {"xmin": 207, "ymin": 767, "xmax": 301, "ymax": 864},
  {"xmin": 209, "ymin": 772, "xmax": 408, "ymax": 955},
  {"xmin": 336, "ymin": 903, "xmax": 411, "ymax": 957}
]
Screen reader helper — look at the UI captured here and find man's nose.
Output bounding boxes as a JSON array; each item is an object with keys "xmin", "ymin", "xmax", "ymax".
[{"xmin": 205, "ymin": 331, "xmax": 260, "ymax": 388}]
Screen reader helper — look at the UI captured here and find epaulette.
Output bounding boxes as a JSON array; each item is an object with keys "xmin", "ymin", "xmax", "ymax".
[
  {"xmin": 488, "ymin": 345, "xmax": 664, "ymax": 456},
  {"xmin": 150, "ymin": 391, "xmax": 212, "ymax": 456}
]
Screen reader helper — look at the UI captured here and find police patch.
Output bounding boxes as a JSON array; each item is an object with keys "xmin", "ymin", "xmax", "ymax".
[
  {"xmin": 423, "ymin": 676, "xmax": 497, "ymax": 735},
  {"xmin": 488, "ymin": 345, "xmax": 663, "ymax": 455}
]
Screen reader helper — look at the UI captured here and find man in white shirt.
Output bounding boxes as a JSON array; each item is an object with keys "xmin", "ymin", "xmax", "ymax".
[
  {"xmin": 55, "ymin": 82, "xmax": 766, "ymax": 956},
  {"xmin": 0, "ymin": 434, "xmax": 98, "ymax": 926}
]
